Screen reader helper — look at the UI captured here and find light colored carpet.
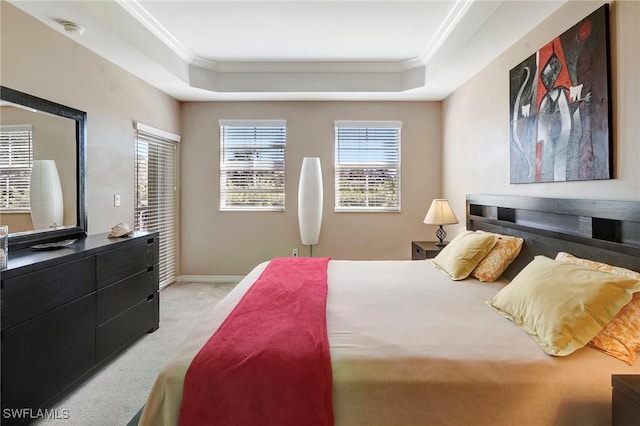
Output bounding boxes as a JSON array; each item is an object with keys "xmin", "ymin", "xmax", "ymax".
[{"xmin": 33, "ymin": 281, "xmax": 237, "ymax": 426}]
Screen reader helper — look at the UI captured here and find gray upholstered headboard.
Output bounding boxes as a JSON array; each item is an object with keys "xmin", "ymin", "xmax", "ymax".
[{"xmin": 466, "ymin": 194, "xmax": 640, "ymax": 279}]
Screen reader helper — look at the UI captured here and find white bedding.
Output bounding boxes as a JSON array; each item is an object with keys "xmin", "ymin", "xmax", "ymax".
[{"xmin": 139, "ymin": 260, "xmax": 640, "ymax": 425}]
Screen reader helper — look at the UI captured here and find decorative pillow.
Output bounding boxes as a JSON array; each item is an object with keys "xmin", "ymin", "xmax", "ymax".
[
  {"xmin": 556, "ymin": 252, "xmax": 640, "ymax": 365},
  {"xmin": 430, "ymin": 230, "xmax": 498, "ymax": 280},
  {"xmin": 487, "ymin": 255, "xmax": 640, "ymax": 356},
  {"xmin": 555, "ymin": 252, "xmax": 640, "ymax": 280},
  {"xmin": 471, "ymin": 231, "xmax": 524, "ymax": 282}
]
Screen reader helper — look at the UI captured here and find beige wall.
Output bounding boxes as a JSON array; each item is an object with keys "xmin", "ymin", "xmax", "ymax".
[
  {"xmin": 181, "ymin": 101, "xmax": 441, "ymax": 275},
  {"xmin": 442, "ymin": 0, "xmax": 640, "ymax": 232},
  {"xmin": 1, "ymin": 2, "xmax": 181, "ymax": 236}
]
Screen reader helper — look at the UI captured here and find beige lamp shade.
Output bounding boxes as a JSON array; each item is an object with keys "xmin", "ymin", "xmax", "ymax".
[
  {"xmin": 423, "ymin": 199, "xmax": 458, "ymax": 246},
  {"xmin": 423, "ymin": 199, "xmax": 458, "ymax": 225}
]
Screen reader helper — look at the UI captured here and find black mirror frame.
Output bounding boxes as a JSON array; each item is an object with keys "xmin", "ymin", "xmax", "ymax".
[{"xmin": 1, "ymin": 86, "xmax": 87, "ymax": 249}]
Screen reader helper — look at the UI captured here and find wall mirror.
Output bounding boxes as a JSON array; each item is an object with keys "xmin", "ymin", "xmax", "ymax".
[{"xmin": 1, "ymin": 86, "xmax": 87, "ymax": 249}]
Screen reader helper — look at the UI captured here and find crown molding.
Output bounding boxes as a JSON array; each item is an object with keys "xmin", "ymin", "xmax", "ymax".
[
  {"xmin": 192, "ymin": 57, "xmax": 424, "ymax": 74},
  {"xmin": 115, "ymin": 0, "xmax": 194, "ymax": 63},
  {"xmin": 188, "ymin": 62, "xmax": 425, "ymax": 93},
  {"xmin": 419, "ymin": 0, "xmax": 476, "ymax": 64}
]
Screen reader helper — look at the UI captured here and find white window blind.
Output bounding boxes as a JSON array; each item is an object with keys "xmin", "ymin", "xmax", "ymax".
[
  {"xmin": 219, "ymin": 120, "xmax": 286, "ymax": 211},
  {"xmin": 135, "ymin": 123, "xmax": 179, "ymax": 288},
  {"xmin": 0, "ymin": 125, "xmax": 33, "ymax": 211},
  {"xmin": 335, "ymin": 121, "xmax": 401, "ymax": 212}
]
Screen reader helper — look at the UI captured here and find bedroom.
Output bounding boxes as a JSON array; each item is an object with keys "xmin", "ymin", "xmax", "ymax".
[{"xmin": 1, "ymin": 0, "xmax": 639, "ymax": 425}]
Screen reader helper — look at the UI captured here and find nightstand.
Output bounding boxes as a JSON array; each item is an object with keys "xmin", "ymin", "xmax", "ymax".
[
  {"xmin": 612, "ymin": 375, "xmax": 640, "ymax": 425},
  {"xmin": 411, "ymin": 241, "xmax": 446, "ymax": 260}
]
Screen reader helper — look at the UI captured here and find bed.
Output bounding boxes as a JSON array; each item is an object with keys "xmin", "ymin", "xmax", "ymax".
[{"xmin": 139, "ymin": 194, "xmax": 640, "ymax": 425}]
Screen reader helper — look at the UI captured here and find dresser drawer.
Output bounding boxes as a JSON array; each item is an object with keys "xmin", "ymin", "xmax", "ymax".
[
  {"xmin": 96, "ymin": 267, "xmax": 158, "ymax": 325},
  {"xmin": 96, "ymin": 240, "xmax": 147, "ymax": 289},
  {"xmin": 1, "ymin": 293, "xmax": 95, "ymax": 411},
  {"xmin": 96, "ymin": 295, "xmax": 157, "ymax": 361},
  {"xmin": 1, "ymin": 256, "xmax": 95, "ymax": 330},
  {"xmin": 147, "ymin": 236, "xmax": 159, "ymax": 267}
]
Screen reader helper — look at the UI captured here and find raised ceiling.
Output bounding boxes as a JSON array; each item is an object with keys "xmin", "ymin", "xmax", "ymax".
[{"xmin": 9, "ymin": 0, "xmax": 567, "ymax": 101}]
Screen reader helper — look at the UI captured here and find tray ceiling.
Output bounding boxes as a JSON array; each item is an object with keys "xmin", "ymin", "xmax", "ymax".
[{"xmin": 8, "ymin": 0, "xmax": 567, "ymax": 101}]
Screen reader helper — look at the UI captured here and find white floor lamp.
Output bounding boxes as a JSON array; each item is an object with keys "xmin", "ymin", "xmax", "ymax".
[
  {"xmin": 30, "ymin": 159, "xmax": 64, "ymax": 230},
  {"xmin": 298, "ymin": 157, "xmax": 323, "ymax": 256}
]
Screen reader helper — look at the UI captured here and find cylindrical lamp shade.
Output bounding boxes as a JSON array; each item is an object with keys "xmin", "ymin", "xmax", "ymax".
[
  {"xmin": 298, "ymin": 157, "xmax": 323, "ymax": 245},
  {"xmin": 30, "ymin": 160, "xmax": 64, "ymax": 230}
]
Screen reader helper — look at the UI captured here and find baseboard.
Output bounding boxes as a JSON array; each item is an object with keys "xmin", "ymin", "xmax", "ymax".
[{"xmin": 178, "ymin": 275, "xmax": 244, "ymax": 284}]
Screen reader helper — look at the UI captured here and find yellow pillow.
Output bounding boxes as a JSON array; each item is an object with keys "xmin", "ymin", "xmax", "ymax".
[
  {"xmin": 487, "ymin": 255, "xmax": 640, "ymax": 356},
  {"xmin": 430, "ymin": 230, "xmax": 498, "ymax": 280},
  {"xmin": 556, "ymin": 252, "xmax": 640, "ymax": 365},
  {"xmin": 471, "ymin": 231, "xmax": 524, "ymax": 282}
]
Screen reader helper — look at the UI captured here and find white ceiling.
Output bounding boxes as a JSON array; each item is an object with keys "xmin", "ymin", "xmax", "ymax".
[{"xmin": 9, "ymin": 0, "xmax": 567, "ymax": 101}]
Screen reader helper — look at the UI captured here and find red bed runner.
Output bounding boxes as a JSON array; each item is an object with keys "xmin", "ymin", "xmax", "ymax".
[{"xmin": 178, "ymin": 257, "xmax": 334, "ymax": 426}]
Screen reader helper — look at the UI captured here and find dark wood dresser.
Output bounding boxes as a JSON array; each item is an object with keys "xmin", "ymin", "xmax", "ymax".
[
  {"xmin": 1, "ymin": 232, "xmax": 159, "ymax": 424},
  {"xmin": 612, "ymin": 375, "xmax": 640, "ymax": 426}
]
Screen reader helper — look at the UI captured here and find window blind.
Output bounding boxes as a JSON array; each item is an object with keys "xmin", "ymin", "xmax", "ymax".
[
  {"xmin": 0, "ymin": 125, "xmax": 33, "ymax": 211},
  {"xmin": 334, "ymin": 121, "xmax": 401, "ymax": 212},
  {"xmin": 219, "ymin": 120, "xmax": 286, "ymax": 211},
  {"xmin": 135, "ymin": 124, "xmax": 179, "ymax": 288}
]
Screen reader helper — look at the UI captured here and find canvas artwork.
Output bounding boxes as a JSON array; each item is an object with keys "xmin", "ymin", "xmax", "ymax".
[{"xmin": 509, "ymin": 5, "xmax": 611, "ymax": 184}]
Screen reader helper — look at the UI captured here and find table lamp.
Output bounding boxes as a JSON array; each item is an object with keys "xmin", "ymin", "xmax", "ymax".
[{"xmin": 423, "ymin": 199, "xmax": 458, "ymax": 246}]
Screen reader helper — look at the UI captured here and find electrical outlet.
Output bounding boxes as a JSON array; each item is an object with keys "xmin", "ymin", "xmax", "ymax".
[
  {"xmin": 114, "ymin": 193, "xmax": 121, "ymax": 207},
  {"xmin": 292, "ymin": 248, "xmax": 298, "ymax": 257}
]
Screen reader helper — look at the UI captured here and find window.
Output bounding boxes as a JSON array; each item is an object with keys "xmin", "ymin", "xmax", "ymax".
[
  {"xmin": 0, "ymin": 125, "xmax": 33, "ymax": 211},
  {"xmin": 334, "ymin": 121, "xmax": 401, "ymax": 212},
  {"xmin": 219, "ymin": 120, "xmax": 286, "ymax": 211},
  {"xmin": 135, "ymin": 123, "xmax": 179, "ymax": 288}
]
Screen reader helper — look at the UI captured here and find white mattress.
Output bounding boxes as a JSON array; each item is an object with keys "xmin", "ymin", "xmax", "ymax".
[{"xmin": 139, "ymin": 260, "xmax": 640, "ymax": 425}]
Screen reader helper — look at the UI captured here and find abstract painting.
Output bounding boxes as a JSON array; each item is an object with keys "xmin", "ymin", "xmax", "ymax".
[{"xmin": 509, "ymin": 5, "xmax": 612, "ymax": 183}]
